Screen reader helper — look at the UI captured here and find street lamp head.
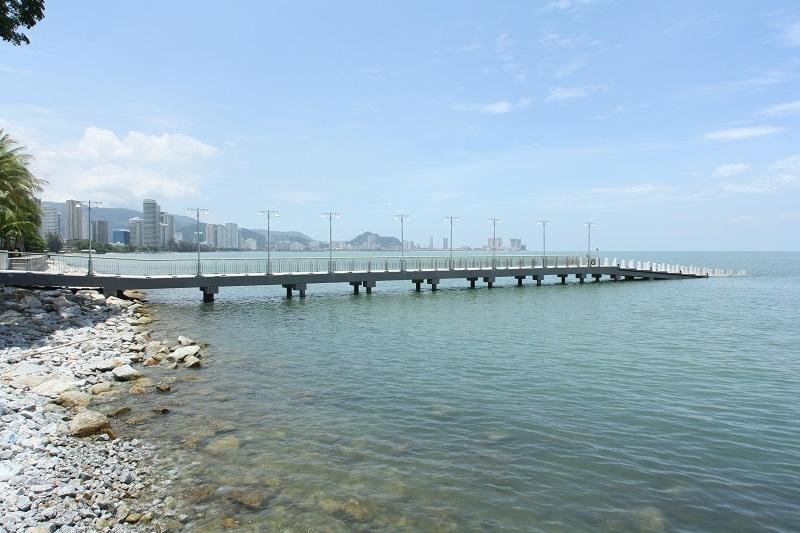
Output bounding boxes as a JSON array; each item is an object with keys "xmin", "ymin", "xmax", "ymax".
[
  {"xmin": 489, "ymin": 218, "xmax": 503, "ymax": 224},
  {"xmin": 186, "ymin": 208, "xmax": 210, "ymax": 215},
  {"xmin": 445, "ymin": 216, "xmax": 459, "ymax": 222},
  {"xmin": 321, "ymin": 212, "xmax": 340, "ymax": 219},
  {"xmin": 258, "ymin": 210, "xmax": 280, "ymax": 217},
  {"xmin": 394, "ymin": 214, "xmax": 410, "ymax": 221}
]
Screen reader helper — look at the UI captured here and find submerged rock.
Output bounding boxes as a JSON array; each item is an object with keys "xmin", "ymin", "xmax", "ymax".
[
  {"xmin": 155, "ymin": 382, "xmax": 171, "ymax": 393},
  {"xmin": 205, "ymin": 435, "xmax": 240, "ymax": 453},
  {"xmin": 169, "ymin": 345, "xmax": 200, "ymax": 362},
  {"xmin": 184, "ymin": 355, "xmax": 201, "ymax": 369},
  {"xmin": 228, "ymin": 489, "xmax": 265, "ymax": 509}
]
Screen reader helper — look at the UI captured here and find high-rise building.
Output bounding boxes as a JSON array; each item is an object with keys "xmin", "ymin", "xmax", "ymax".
[
  {"xmin": 40, "ymin": 207, "xmax": 60, "ymax": 238},
  {"xmin": 127, "ymin": 217, "xmax": 144, "ymax": 247},
  {"xmin": 159, "ymin": 212, "xmax": 175, "ymax": 247},
  {"xmin": 509, "ymin": 238, "xmax": 523, "ymax": 251},
  {"xmin": 242, "ymin": 237, "xmax": 257, "ymax": 251},
  {"xmin": 112, "ymin": 228, "xmax": 130, "ymax": 246},
  {"xmin": 221, "ymin": 223, "xmax": 239, "ymax": 249},
  {"xmin": 204, "ymin": 223, "xmax": 221, "ymax": 248},
  {"xmin": 142, "ymin": 199, "xmax": 161, "ymax": 248},
  {"xmin": 488, "ymin": 237, "xmax": 503, "ymax": 250},
  {"xmin": 65, "ymin": 200, "xmax": 83, "ymax": 242},
  {"xmin": 92, "ymin": 220, "xmax": 109, "ymax": 244},
  {"xmin": 429, "ymin": 236, "xmax": 434, "ymax": 249},
  {"xmin": 442, "ymin": 237, "xmax": 449, "ymax": 250}
]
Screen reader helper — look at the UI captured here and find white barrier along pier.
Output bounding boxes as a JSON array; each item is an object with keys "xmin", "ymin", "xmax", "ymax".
[{"xmin": 0, "ymin": 254, "xmax": 740, "ymax": 302}]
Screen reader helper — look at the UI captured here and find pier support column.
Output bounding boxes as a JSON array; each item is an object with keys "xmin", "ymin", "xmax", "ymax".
[
  {"xmin": 535, "ymin": 276, "xmax": 542, "ymax": 286},
  {"xmin": 200, "ymin": 286, "xmax": 218, "ymax": 302},
  {"xmin": 611, "ymin": 274, "xmax": 619, "ymax": 282},
  {"xmin": 559, "ymin": 275, "xmax": 566, "ymax": 284},
  {"xmin": 294, "ymin": 283, "xmax": 307, "ymax": 298},
  {"xmin": 624, "ymin": 276, "xmax": 635, "ymax": 281},
  {"xmin": 515, "ymin": 276, "xmax": 525, "ymax": 287},
  {"xmin": 576, "ymin": 274, "xmax": 585, "ymax": 284},
  {"xmin": 427, "ymin": 279, "xmax": 440, "ymax": 291},
  {"xmin": 116, "ymin": 289, "xmax": 126, "ymax": 299},
  {"xmin": 413, "ymin": 279, "xmax": 423, "ymax": 292},
  {"xmin": 483, "ymin": 276, "xmax": 495, "ymax": 288},
  {"xmin": 467, "ymin": 277, "xmax": 477, "ymax": 288},
  {"xmin": 282, "ymin": 284, "xmax": 294, "ymax": 299},
  {"xmin": 592, "ymin": 274, "xmax": 602, "ymax": 282},
  {"xmin": 349, "ymin": 281, "xmax": 361, "ymax": 294},
  {"xmin": 362, "ymin": 280, "xmax": 376, "ymax": 294}
]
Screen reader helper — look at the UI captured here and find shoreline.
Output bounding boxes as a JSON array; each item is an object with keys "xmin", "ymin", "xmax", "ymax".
[{"xmin": 0, "ymin": 285, "xmax": 203, "ymax": 531}]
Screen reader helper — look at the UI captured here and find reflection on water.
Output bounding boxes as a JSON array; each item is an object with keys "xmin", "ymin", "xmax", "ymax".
[{"xmin": 106, "ymin": 253, "xmax": 800, "ymax": 531}]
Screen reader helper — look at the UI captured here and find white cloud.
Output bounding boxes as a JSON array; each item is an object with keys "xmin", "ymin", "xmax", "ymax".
[
  {"xmin": 776, "ymin": 18, "xmax": 800, "ymax": 47},
  {"xmin": 546, "ymin": 86, "xmax": 600, "ymax": 101},
  {"xmin": 545, "ymin": 0, "xmax": 597, "ymax": 9},
  {"xmin": 760, "ymin": 100, "xmax": 800, "ymax": 115},
  {"xmin": 553, "ymin": 60, "xmax": 588, "ymax": 79},
  {"xmin": 712, "ymin": 163, "xmax": 750, "ymax": 177},
  {"xmin": 495, "ymin": 33, "xmax": 526, "ymax": 83},
  {"xmin": 703, "ymin": 126, "xmax": 784, "ymax": 141},
  {"xmin": 771, "ymin": 155, "xmax": 800, "ymax": 185},
  {"xmin": 536, "ymin": 31, "xmax": 601, "ymax": 49},
  {"xmin": 452, "ymin": 101, "xmax": 513, "ymax": 114},
  {"xmin": 719, "ymin": 155, "xmax": 800, "ymax": 194},
  {"xmin": 32, "ymin": 127, "xmax": 215, "ymax": 206}
]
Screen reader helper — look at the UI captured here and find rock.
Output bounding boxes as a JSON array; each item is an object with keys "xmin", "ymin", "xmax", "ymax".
[
  {"xmin": 125, "ymin": 512, "xmax": 142, "ymax": 524},
  {"xmin": 89, "ymin": 382, "xmax": 112, "ymax": 395},
  {"xmin": 152, "ymin": 406, "xmax": 169, "ymax": 414},
  {"xmin": 68, "ymin": 410, "xmax": 113, "ymax": 438},
  {"xmin": 167, "ymin": 362, "xmax": 177, "ymax": 370},
  {"xmin": 115, "ymin": 503, "xmax": 130, "ymax": 522},
  {"xmin": 205, "ymin": 435, "xmax": 240, "ymax": 453},
  {"xmin": 17, "ymin": 495, "xmax": 32, "ymax": 511},
  {"xmin": 155, "ymin": 382, "xmax": 171, "ymax": 393},
  {"xmin": 143, "ymin": 357, "xmax": 160, "ymax": 367},
  {"xmin": 57, "ymin": 484, "xmax": 78, "ymax": 498},
  {"xmin": 228, "ymin": 489, "xmax": 264, "ymax": 509},
  {"xmin": 184, "ymin": 355, "xmax": 201, "ymax": 369},
  {"xmin": 341, "ymin": 498, "xmax": 374, "ymax": 522},
  {"xmin": 169, "ymin": 345, "xmax": 200, "ymax": 362},
  {"xmin": 56, "ymin": 390, "xmax": 92, "ymax": 409},
  {"xmin": 221, "ymin": 517, "xmax": 239, "ymax": 529},
  {"xmin": 20, "ymin": 294, "xmax": 42, "ymax": 308},
  {"xmin": 123, "ymin": 289, "xmax": 145, "ymax": 300},
  {"xmin": 108, "ymin": 406, "xmax": 131, "ymax": 418},
  {"xmin": 92, "ymin": 359, "xmax": 121, "ymax": 371},
  {"xmin": 32, "ymin": 375, "xmax": 81, "ymax": 398},
  {"xmin": 177, "ymin": 335, "xmax": 194, "ymax": 346},
  {"xmin": 112, "ymin": 364, "xmax": 141, "ymax": 381},
  {"xmin": 128, "ymin": 385, "xmax": 147, "ymax": 395}
]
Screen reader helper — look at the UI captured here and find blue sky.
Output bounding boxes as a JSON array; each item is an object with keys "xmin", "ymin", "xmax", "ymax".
[{"xmin": 2, "ymin": 0, "xmax": 799, "ymax": 250}]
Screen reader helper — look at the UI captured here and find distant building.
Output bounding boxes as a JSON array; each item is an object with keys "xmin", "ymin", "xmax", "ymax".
[
  {"xmin": 509, "ymin": 238, "xmax": 523, "ymax": 251},
  {"xmin": 92, "ymin": 219, "xmax": 109, "ymax": 244},
  {"xmin": 112, "ymin": 228, "xmax": 130, "ymax": 246},
  {"xmin": 127, "ymin": 217, "xmax": 144, "ymax": 247},
  {"xmin": 442, "ymin": 237, "xmax": 448, "ymax": 250},
  {"xmin": 142, "ymin": 199, "xmax": 161, "ymax": 248},
  {"xmin": 429, "ymin": 236, "xmax": 434, "ymax": 249},
  {"xmin": 65, "ymin": 200, "xmax": 83, "ymax": 242},
  {"xmin": 160, "ymin": 212, "xmax": 175, "ymax": 247},
  {"xmin": 173, "ymin": 232, "xmax": 183, "ymax": 243},
  {"xmin": 204, "ymin": 223, "xmax": 221, "ymax": 248},
  {"xmin": 220, "ymin": 223, "xmax": 239, "ymax": 249},
  {"xmin": 488, "ymin": 237, "xmax": 503, "ymax": 250},
  {"xmin": 242, "ymin": 237, "xmax": 257, "ymax": 251},
  {"xmin": 40, "ymin": 206, "xmax": 60, "ymax": 239}
]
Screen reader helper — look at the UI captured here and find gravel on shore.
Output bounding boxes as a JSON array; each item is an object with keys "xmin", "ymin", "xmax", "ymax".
[{"xmin": 0, "ymin": 286, "xmax": 194, "ymax": 532}]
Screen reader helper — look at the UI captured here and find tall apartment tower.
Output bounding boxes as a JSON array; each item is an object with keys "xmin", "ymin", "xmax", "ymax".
[
  {"xmin": 64, "ymin": 200, "xmax": 83, "ymax": 242},
  {"xmin": 142, "ymin": 199, "xmax": 161, "ymax": 248},
  {"xmin": 40, "ymin": 206, "xmax": 61, "ymax": 238},
  {"xmin": 127, "ymin": 217, "xmax": 144, "ymax": 247},
  {"xmin": 92, "ymin": 220, "xmax": 109, "ymax": 244},
  {"xmin": 160, "ymin": 212, "xmax": 175, "ymax": 247}
]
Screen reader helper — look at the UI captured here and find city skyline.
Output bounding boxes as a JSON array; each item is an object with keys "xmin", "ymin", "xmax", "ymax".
[{"xmin": 2, "ymin": 2, "xmax": 799, "ymax": 250}]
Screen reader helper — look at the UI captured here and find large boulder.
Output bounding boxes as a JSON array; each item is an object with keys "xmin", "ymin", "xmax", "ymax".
[
  {"xmin": 184, "ymin": 355, "xmax": 202, "ymax": 369},
  {"xmin": 169, "ymin": 345, "xmax": 200, "ymax": 362},
  {"xmin": 57, "ymin": 390, "xmax": 92, "ymax": 409},
  {"xmin": 32, "ymin": 374, "xmax": 81, "ymax": 398},
  {"xmin": 69, "ymin": 410, "xmax": 114, "ymax": 438},
  {"xmin": 112, "ymin": 364, "xmax": 142, "ymax": 381}
]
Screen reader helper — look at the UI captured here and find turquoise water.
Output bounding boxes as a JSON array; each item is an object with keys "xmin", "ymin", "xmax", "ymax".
[{"xmin": 117, "ymin": 252, "xmax": 800, "ymax": 531}]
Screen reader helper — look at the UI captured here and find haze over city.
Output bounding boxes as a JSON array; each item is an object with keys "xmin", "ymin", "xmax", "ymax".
[{"xmin": 2, "ymin": 1, "xmax": 799, "ymax": 250}]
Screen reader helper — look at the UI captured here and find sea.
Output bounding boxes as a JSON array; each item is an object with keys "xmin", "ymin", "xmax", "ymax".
[{"xmin": 102, "ymin": 251, "xmax": 799, "ymax": 531}]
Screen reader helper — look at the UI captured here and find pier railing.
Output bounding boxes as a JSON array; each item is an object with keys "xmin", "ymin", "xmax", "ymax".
[{"xmin": 8, "ymin": 254, "xmax": 739, "ymax": 277}]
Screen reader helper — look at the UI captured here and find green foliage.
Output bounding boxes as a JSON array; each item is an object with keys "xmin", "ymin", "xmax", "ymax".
[
  {"xmin": 22, "ymin": 227, "xmax": 45, "ymax": 252},
  {"xmin": 0, "ymin": 129, "xmax": 45, "ymax": 250},
  {"xmin": 45, "ymin": 232, "xmax": 63, "ymax": 252},
  {"xmin": 1, "ymin": 0, "xmax": 44, "ymax": 45}
]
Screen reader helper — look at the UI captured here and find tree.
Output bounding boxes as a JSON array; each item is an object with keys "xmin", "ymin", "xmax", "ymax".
[
  {"xmin": 0, "ymin": 129, "xmax": 45, "ymax": 250},
  {"xmin": 46, "ymin": 232, "xmax": 63, "ymax": 252},
  {"xmin": 1, "ymin": 0, "xmax": 45, "ymax": 45}
]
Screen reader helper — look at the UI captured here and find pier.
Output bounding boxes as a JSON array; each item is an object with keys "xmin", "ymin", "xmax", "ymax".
[{"xmin": 0, "ymin": 254, "xmax": 735, "ymax": 302}]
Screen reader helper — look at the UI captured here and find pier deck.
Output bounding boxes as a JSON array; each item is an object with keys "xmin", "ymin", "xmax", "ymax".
[{"xmin": 0, "ymin": 254, "xmax": 722, "ymax": 301}]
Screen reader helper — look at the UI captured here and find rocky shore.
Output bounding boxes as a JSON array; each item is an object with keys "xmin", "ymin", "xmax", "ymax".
[{"xmin": 0, "ymin": 285, "xmax": 203, "ymax": 532}]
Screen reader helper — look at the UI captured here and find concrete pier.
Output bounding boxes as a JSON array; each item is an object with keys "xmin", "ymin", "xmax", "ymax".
[{"xmin": 0, "ymin": 254, "xmax": 713, "ymax": 302}]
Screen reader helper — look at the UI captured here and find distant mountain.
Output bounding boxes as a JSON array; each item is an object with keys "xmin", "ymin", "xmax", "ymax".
[{"xmin": 348, "ymin": 231, "xmax": 401, "ymax": 249}]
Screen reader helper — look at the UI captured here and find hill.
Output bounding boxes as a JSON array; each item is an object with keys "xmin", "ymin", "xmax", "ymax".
[{"xmin": 348, "ymin": 231, "xmax": 401, "ymax": 249}]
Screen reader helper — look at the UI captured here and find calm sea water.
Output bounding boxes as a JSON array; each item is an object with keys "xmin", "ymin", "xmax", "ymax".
[{"xmin": 112, "ymin": 252, "xmax": 800, "ymax": 531}]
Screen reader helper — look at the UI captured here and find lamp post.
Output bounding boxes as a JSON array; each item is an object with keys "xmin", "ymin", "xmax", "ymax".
[
  {"xmin": 394, "ymin": 214, "xmax": 410, "ymax": 270},
  {"xmin": 585, "ymin": 221, "xmax": 595, "ymax": 265},
  {"xmin": 258, "ymin": 210, "xmax": 279, "ymax": 274},
  {"xmin": 444, "ymin": 216, "xmax": 458, "ymax": 269},
  {"xmin": 80, "ymin": 200, "xmax": 102, "ymax": 276},
  {"xmin": 538, "ymin": 220, "xmax": 550, "ymax": 268},
  {"xmin": 488, "ymin": 218, "xmax": 502, "ymax": 267},
  {"xmin": 322, "ymin": 212, "xmax": 340, "ymax": 273},
  {"xmin": 186, "ymin": 208, "xmax": 210, "ymax": 276}
]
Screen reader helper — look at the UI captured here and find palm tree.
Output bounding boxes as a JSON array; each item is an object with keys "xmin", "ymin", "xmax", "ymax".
[{"xmin": 0, "ymin": 129, "xmax": 45, "ymax": 250}]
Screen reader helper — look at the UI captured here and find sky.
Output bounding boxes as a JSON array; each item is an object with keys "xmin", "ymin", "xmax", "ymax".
[{"xmin": 1, "ymin": 0, "xmax": 799, "ymax": 250}]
